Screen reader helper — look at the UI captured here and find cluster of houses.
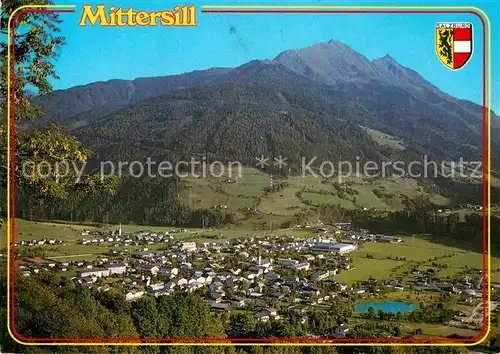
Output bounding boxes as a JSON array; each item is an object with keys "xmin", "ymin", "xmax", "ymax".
[
  {"xmin": 12, "ymin": 221, "xmax": 484, "ymax": 336},
  {"xmin": 14, "ymin": 225, "xmax": 366, "ymax": 332},
  {"xmin": 437, "ymin": 204, "xmax": 483, "ymax": 213},
  {"xmin": 409, "ymin": 267, "xmax": 483, "ymax": 299},
  {"xmin": 14, "ymin": 238, "xmax": 63, "ymax": 247},
  {"xmin": 78, "ymin": 225, "xmax": 174, "ymax": 247}
]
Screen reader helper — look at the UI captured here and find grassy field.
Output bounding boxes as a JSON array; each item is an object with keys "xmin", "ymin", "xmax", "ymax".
[
  {"xmin": 333, "ymin": 235, "xmax": 497, "ymax": 284},
  {"xmin": 300, "ymin": 192, "xmax": 356, "ymax": 209},
  {"xmin": 9, "ymin": 219, "xmax": 98, "ymax": 242},
  {"xmin": 352, "ymin": 314, "xmax": 482, "ymax": 338},
  {"xmin": 349, "ymin": 236, "xmax": 462, "ymax": 262},
  {"xmin": 401, "ymin": 322, "xmax": 480, "ymax": 337},
  {"xmin": 178, "ymin": 167, "xmax": 268, "ymax": 212},
  {"xmin": 360, "ymin": 126, "xmax": 407, "ymax": 151},
  {"xmin": 491, "ymin": 272, "xmax": 500, "ymax": 283},
  {"xmin": 2, "ymin": 218, "xmax": 266, "ymax": 259},
  {"xmin": 258, "ymin": 185, "xmax": 306, "ymax": 216},
  {"xmin": 174, "ymin": 166, "xmax": 453, "ymax": 227},
  {"xmin": 334, "ymin": 257, "xmax": 406, "ymax": 283}
]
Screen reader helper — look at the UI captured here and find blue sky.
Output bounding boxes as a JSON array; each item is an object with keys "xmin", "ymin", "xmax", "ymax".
[{"xmin": 50, "ymin": 0, "xmax": 499, "ymax": 113}]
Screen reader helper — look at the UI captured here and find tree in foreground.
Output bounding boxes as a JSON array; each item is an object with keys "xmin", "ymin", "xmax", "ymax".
[{"xmin": 0, "ymin": 0, "xmax": 115, "ymax": 218}]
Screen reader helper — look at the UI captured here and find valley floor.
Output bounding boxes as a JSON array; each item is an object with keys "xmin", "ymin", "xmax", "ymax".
[{"xmin": 3, "ymin": 218, "xmax": 499, "ymax": 342}]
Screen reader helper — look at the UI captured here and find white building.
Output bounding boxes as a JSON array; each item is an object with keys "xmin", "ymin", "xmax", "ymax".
[
  {"xmin": 105, "ymin": 263, "xmax": 127, "ymax": 275},
  {"xmin": 277, "ymin": 258, "xmax": 299, "ymax": 267},
  {"xmin": 255, "ymin": 256, "xmax": 271, "ymax": 269},
  {"xmin": 78, "ymin": 268, "xmax": 110, "ymax": 278},
  {"xmin": 125, "ymin": 290, "xmax": 144, "ymax": 301},
  {"xmin": 310, "ymin": 242, "xmax": 357, "ymax": 254},
  {"xmin": 180, "ymin": 242, "xmax": 197, "ymax": 252},
  {"xmin": 148, "ymin": 282, "xmax": 165, "ymax": 291}
]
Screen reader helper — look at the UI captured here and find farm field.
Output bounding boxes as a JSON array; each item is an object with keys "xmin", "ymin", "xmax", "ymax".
[
  {"xmin": 361, "ymin": 126, "xmax": 407, "ymax": 151},
  {"xmin": 401, "ymin": 322, "xmax": 481, "ymax": 338},
  {"xmin": 351, "ymin": 314, "xmax": 482, "ymax": 338},
  {"xmin": 174, "ymin": 167, "xmax": 455, "ymax": 227},
  {"xmin": 333, "ymin": 235, "xmax": 496, "ymax": 284},
  {"xmin": 349, "ymin": 236, "xmax": 462, "ymax": 261},
  {"xmin": 258, "ymin": 184, "xmax": 306, "ymax": 216},
  {"xmin": 300, "ymin": 192, "xmax": 356, "ymax": 209},
  {"xmin": 333, "ymin": 257, "xmax": 406, "ymax": 284},
  {"xmin": 3, "ymin": 219, "xmax": 261, "ymax": 259}
]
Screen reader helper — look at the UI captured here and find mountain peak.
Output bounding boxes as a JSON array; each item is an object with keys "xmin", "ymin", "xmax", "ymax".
[
  {"xmin": 374, "ymin": 54, "xmax": 411, "ymax": 72},
  {"xmin": 273, "ymin": 40, "xmax": 378, "ymax": 84},
  {"xmin": 316, "ymin": 39, "xmax": 355, "ymax": 52},
  {"xmin": 372, "ymin": 54, "xmax": 440, "ymax": 94},
  {"xmin": 380, "ymin": 54, "xmax": 396, "ymax": 62}
]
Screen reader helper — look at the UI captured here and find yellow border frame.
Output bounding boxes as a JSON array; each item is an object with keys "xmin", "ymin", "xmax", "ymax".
[{"xmin": 6, "ymin": 4, "xmax": 492, "ymax": 347}]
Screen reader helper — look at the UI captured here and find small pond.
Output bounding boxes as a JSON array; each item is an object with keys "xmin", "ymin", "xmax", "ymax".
[{"xmin": 355, "ymin": 301, "xmax": 417, "ymax": 313}]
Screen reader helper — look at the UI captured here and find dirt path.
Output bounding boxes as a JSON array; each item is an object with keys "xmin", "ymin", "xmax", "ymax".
[{"xmin": 46, "ymin": 254, "xmax": 94, "ymax": 260}]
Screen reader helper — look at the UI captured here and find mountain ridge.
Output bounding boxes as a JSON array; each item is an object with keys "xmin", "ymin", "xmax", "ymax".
[
  {"xmin": 33, "ymin": 39, "xmax": 496, "ymax": 128},
  {"xmin": 30, "ymin": 40, "xmax": 500, "ymax": 168}
]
